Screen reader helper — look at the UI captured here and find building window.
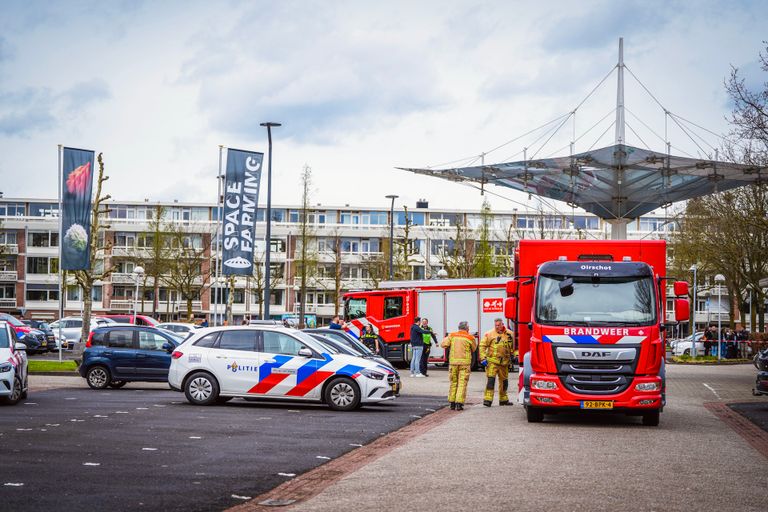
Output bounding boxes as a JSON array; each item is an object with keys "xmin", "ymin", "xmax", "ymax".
[
  {"xmin": 28, "ymin": 231, "xmax": 59, "ymax": 247},
  {"xmin": 29, "ymin": 203, "xmax": 59, "ymax": 217},
  {"xmin": 27, "ymin": 257, "xmax": 58, "ymax": 274},
  {"xmin": 26, "ymin": 287, "xmax": 59, "ymax": 301},
  {"xmin": 396, "ymin": 212, "xmax": 425, "ymax": 226},
  {"xmin": 0, "ymin": 285, "xmax": 15, "ymax": 299},
  {"xmin": 0, "ymin": 231, "xmax": 17, "ymax": 245},
  {"xmin": 0, "ymin": 203, "xmax": 25, "ymax": 217}
]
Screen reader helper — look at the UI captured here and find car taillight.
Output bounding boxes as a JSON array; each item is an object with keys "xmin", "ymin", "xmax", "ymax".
[
  {"xmin": 86, "ymin": 332, "xmax": 94, "ymax": 348},
  {"xmin": 171, "ymin": 350, "xmax": 183, "ymax": 359}
]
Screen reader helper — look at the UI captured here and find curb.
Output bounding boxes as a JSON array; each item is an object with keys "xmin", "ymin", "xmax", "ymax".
[
  {"xmin": 29, "ymin": 371, "xmax": 79, "ymax": 376},
  {"xmin": 227, "ymin": 405, "xmax": 457, "ymax": 511},
  {"xmin": 704, "ymin": 401, "xmax": 768, "ymax": 460}
]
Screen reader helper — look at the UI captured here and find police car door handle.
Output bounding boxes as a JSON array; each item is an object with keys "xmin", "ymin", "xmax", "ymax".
[
  {"xmin": 215, "ymin": 355, "xmax": 227, "ymax": 359},
  {"xmin": 264, "ymin": 359, "xmax": 276, "ymax": 364}
]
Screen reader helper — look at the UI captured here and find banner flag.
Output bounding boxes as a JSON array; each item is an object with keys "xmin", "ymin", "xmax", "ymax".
[
  {"xmin": 222, "ymin": 148, "xmax": 264, "ymax": 276},
  {"xmin": 61, "ymin": 147, "xmax": 95, "ymax": 270}
]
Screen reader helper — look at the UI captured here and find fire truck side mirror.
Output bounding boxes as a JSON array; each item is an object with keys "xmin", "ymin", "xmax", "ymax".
[
  {"xmin": 674, "ymin": 298, "xmax": 690, "ymax": 322},
  {"xmin": 506, "ymin": 280, "xmax": 518, "ymax": 297},
  {"xmin": 673, "ymin": 281, "xmax": 689, "ymax": 296},
  {"xmin": 504, "ymin": 297, "xmax": 517, "ymax": 321}
]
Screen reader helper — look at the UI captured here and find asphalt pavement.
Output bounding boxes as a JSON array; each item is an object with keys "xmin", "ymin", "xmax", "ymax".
[{"xmin": 0, "ymin": 386, "xmax": 444, "ymax": 512}]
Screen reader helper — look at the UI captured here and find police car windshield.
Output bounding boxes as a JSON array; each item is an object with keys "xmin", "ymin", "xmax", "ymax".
[{"xmin": 536, "ymin": 274, "xmax": 656, "ymax": 325}]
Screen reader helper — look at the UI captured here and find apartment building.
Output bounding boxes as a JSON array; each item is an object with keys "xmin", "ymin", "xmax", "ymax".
[{"xmin": 0, "ymin": 197, "xmax": 677, "ymax": 323}]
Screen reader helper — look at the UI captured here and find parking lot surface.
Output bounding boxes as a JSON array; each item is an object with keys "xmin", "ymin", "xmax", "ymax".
[{"xmin": 0, "ymin": 387, "xmax": 443, "ymax": 512}]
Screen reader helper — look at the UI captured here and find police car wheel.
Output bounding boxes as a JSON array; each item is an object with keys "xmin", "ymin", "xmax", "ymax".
[
  {"xmin": 185, "ymin": 372, "xmax": 219, "ymax": 406},
  {"xmin": 2, "ymin": 377, "xmax": 23, "ymax": 405},
  {"xmin": 86, "ymin": 366, "xmax": 111, "ymax": 390},
  {"xmin": 324, "ymin": 378, "xmax": 361, "ymax": 411}
]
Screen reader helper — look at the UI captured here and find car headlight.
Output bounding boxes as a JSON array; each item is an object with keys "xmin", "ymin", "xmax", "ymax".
[
  {"xmin": 635, "ymin": 382, "xmax": 661, "ymax": 391},
  {"xmin": 0, "ymin": 363, "xmax": 12, "ymax": 373},
  {"xmin": 360, "ymin": 368, "xmax": 385, "ymax": 381},
  {"xmin": 531, "ymin": 378, "xmax": 558, "ymax": 390}
]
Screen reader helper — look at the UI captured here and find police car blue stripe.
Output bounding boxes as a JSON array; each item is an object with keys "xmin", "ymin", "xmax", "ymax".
[
  {"xmin": 336, "ymin": 364, "xmax": 365, "ymax": 377},
  {"xmin": 257, "ymin": 354, "xmax": 292, "ymax": 380},
  {"xmin": 296, "ymin": 353, "xmax": 333, "ymax": 385}
]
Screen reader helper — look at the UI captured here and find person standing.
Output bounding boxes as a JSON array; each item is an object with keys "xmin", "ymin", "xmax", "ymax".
[
  {"xmin": 329, "ymin": 315, "xmax": 347, "ymax": 330},
  {"xmin": 480, "ymin": 318, "xmax": 515, "ymax": 407},
  {"xmin": 360, "ymin": 324, "xmax": 381, "ymax": 354},
  {"xmin": 703, "ymin": 326, "xmax": 714, "ymax": 356},
  {"xmin": 409, "ymin": 317, "xmax": 430, "ymax": 377},
  {"xmin": 419, "ymin": 318, "xmax": 437, "ymax": 376},
  {"xmin": 441, "ymin": 321, "xmax": 477, "ymax": 410}
]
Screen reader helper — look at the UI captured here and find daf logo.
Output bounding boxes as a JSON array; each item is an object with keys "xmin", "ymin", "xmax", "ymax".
[{"xmin": 581, "ymin": 351, "xmax": 611, "ymax": 358}]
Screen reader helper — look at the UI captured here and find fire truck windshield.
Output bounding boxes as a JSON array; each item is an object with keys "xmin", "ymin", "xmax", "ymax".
[
  {"xmin": 535, "ymin": 274, "xmax": 656, "ymax": 326},
  {"xmin": 346, "ymin": 297, "xmax": 367, "ymax": 320}
]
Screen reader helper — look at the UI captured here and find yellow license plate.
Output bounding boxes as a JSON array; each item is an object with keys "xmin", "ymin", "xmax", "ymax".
[{"xmin": 581, "ymin": 400, "xmax": 613, "ymax": 409}]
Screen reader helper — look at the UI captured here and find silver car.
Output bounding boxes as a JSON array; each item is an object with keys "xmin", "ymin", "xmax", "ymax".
[{"xmin": 49, "ymin": 316, "xmax": 116, "ymax": 348}]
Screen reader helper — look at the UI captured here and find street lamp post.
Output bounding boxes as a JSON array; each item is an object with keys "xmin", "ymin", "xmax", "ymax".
[
  {"xmin": 260, "ymin": 122, "xmax": 281, "ymax": 320},
  {"xmin": 133, "ymin": 266, "xmax": 145, "ymax": 324},
  {"xmin": 689, "ymin": 264, "xmax": 698, "ymax": 357},
  {"xmin": 715, "ymin": 274, "xmax": 725, "ymax": 361},
  {"xmin": 385, "ymin": 195, "xmax": 398, "ymax": 280}
]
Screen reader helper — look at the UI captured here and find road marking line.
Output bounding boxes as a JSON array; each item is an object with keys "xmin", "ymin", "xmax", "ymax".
[
  {"xmin": 142, "ymin": 448, "xmax": 158, "ymax": 451},
  {"xmin": 703, "ymin": 383, "xmax": 722, "ymax": 399},
  {"xmin": 232, "ymin": 495, "xmax": 252, "ymax": 500},
  {"xmin": 349, "ymin": 443, "xmax": 363, "ymax": 447},
  {"xmin": 316, "ymin": 456, "xmax": 331, "ymax": 460},
  {"xmin": 189, "ymin": 436, "xmax": 202, "ymax": 439},
  {"xmin": 277, "ymin": 473, "xmax": 296, "ymax": 477},
  {"xmin": 4, "ymin": 483, "xmax": 24, "ymax": 487},
  {"xmin": 82, "ymin": 462, "xmax": 100, "ymax": 466}
]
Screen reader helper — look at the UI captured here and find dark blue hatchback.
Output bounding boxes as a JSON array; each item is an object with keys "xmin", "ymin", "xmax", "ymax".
[{"xmin": 79, "ymin": 326, "xmax": 182, "ymax": 389}]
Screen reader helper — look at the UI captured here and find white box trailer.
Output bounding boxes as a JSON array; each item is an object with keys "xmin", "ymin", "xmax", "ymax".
[{"xmin": 378, "ymin": 278, "xmax": 509, "ymax": 365}]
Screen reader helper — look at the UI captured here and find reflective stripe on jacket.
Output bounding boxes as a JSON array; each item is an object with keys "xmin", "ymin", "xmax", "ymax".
[{"xmin": 441, "ymin": 331, "xmax": 478, "ymax": 365}]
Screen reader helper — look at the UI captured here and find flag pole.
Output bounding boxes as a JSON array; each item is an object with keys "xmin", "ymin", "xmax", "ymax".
[
  {"xmin": 214, "ymin": 145, "xmax": 224, "ymax": 326},
  {"xmin": 57, "ymin": 145, "xmax": 64, "ymax": 363}
]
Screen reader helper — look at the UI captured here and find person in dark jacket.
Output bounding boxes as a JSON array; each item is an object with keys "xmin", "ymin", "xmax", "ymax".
[{"xmin": 409, "ymin": 317, "xmax": 430, "ymax": 377}]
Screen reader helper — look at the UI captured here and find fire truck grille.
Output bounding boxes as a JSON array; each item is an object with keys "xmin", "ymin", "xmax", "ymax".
[{"xmin": 560, "ymin": 374, "xmax": 633, "ymax": 395}]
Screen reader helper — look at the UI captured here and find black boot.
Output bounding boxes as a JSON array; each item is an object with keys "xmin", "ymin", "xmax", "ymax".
[
  {"xmin": 449, "ymin": 402, "xmax": 456, "ymax": 410},
  {"xmin": 456, "ymin": 403, "xmax": 464, "ymax": 411},
  {"xmin": 483, "ymin": 400, "xmax": 492, "ymax": 407},
  {"xmin": 499, "ymin": 400, "xmax": 512, "ymax": 406}
]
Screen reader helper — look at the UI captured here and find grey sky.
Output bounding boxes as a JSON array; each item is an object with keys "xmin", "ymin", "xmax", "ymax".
[{"xmin": 0, "ymin": 0, "xmax": 765, "ymax": 214}]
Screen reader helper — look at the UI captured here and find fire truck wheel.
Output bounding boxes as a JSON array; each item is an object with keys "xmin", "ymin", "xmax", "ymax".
[
  {"xmin": 526, "ymin": 406, "xmax": 544, "ymax": 423},
  {"xmin": 642, "ymin": 410, "xmax": 660, "ymax": 426}
]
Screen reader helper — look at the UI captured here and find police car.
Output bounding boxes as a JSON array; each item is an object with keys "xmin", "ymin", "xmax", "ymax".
[
  {"xmin": 168, "ymin": 326, "xmax": 399, "ymax": 411},
  {"xmin": 1, "ymin": 321, "xmax": 29, "ymax": 405}
]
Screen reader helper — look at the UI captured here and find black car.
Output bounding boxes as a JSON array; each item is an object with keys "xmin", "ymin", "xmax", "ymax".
[{"xmin": 22, "ymin": 320, "xmax": 57, "ymax": 351}]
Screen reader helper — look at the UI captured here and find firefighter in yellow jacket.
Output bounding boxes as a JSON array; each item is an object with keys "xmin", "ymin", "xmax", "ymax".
[
  {"xmin": 441, "ymin": 321, "xmax": 478, "ymax": 411},
  {"xmin": 480, "ymin": 318, "xmax": 515, "ymax": 407}
]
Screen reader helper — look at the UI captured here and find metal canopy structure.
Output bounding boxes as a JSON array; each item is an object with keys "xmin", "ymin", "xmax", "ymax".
[{"xmin": 397, "ymin": 38, "xmax": 766, "ymax": 239}]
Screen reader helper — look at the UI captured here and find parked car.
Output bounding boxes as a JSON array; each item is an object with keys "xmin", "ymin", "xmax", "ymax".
[
  {"xmin": 0, "ymin": 313, "xmax": 47, "ymax": 354},
  {"xmin": 672, "ymin": 332, "xmax": 706, "ymax": 356},
  {"xmin": 0, "ymin": 320, "xmax": 28, "ymax": 405},
  {"xmin": 308, "ymin": 333, "xmax": 401, "ymax": 395},
  {"xmin": 156, "ymin": 322, "xmax": 199, "ymax": 337},
  {"xmin": 22, "ymin": 320, "xmax": 57, "ymax": 351},
  {"xmin": 79, "ymin": 326, "xmax": 183, "ymax": 389},
  {"xmin": 49, "ymin": 316, "xmax": 116, "ymax": 348},
  {"xmin": 168, "ymin": 326, "xmax": 398, "ymax": 410},
  {"xmin": 99, "ymin": 314, "xmax": 159, "ymax": 327}
]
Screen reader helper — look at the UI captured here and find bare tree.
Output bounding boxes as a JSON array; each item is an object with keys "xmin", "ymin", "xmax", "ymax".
[
  {"xmin": 163, "ymin": 228, "xmax": 212, "ymax": 321},
  {"xmin": 250, "ymin": 247, "xmax": 282, "ymax": 319},
  {"xmin": 73, "ymin": 153, "xmax": 112, "ymax": 343},
  {"xmin": 130, "ymin": 205, "xmax": 173, "ymax": 317},
  {"xmin": 295, "ymin": 166, "xmax": 317, "ymax": 327}
]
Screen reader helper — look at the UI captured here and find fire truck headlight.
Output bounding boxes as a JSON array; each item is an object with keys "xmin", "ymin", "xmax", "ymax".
[
  {"xmin": 635, "ymin": 382, "xmax": 661, "ymax": 392},
  {"xmin": 360, "ymin": 369, "xmax": 385, "ymax": 381},
  {"xmin": 531, "ymin": 379, "xmax": 558, "ymax": 390}
]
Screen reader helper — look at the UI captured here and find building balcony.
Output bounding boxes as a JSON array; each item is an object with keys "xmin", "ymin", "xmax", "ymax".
[
  {"xmin": 25, "ymin": 273, "xmax": 59, "ymax": 285},
  {"xmin": 25, "ymin": 246, "xmax": 59, "ymax": 257},
  {"xmin": 0, "ymin": 270, "xmax": 17, "ymax": 282},
  {"xmin": 0, "ymin": 298, "xmax": 17, "ymax": 308},
  {"xmin": 0, "ymin": 244, "xmax": 19, "ymax": 254}
]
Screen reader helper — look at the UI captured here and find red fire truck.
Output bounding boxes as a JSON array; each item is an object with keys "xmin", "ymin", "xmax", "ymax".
[
  {"xmin": 343, "ymin": 278, "xmax": 510, "ymax": 368},
  {"xmin": 504, "ymin": 239, "xmax": 689, "ymax": 426}
]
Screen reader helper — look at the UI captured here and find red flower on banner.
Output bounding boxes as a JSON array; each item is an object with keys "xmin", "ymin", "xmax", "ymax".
[{"xmin": 66, "ymin": 161, "xmax": 91, "ymax": 195}]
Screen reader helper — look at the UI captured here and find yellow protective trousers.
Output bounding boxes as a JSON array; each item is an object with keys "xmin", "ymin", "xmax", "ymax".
[
  {"xmin": 448, "ymin": 364, "xmax": 471, "ymax": 404},
  {"xmin": 483, "ymin": 362, "xmax": 509, "ymax": 403}
]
